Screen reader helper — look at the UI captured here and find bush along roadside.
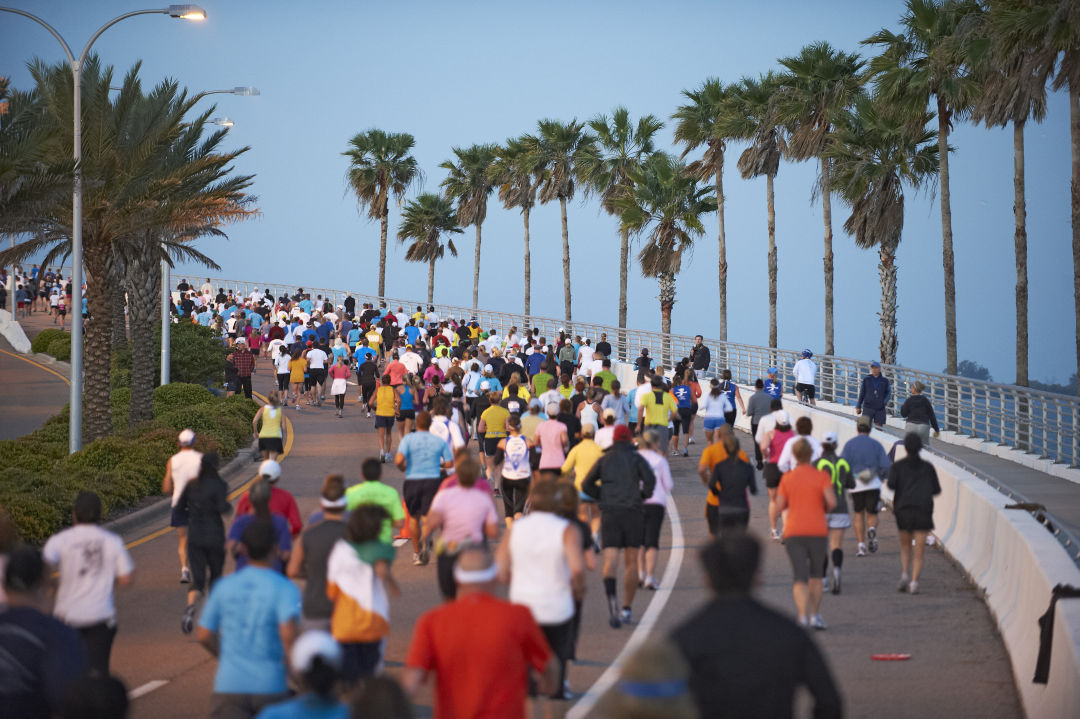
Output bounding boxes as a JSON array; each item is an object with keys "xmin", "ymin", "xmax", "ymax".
[
  {"xmin": 0, "ymin": 382, "xmax": 257, "ymax": 543},
  {"xmin": 30, "ymin": 328, "xmax": 71, "ymax": 361}
]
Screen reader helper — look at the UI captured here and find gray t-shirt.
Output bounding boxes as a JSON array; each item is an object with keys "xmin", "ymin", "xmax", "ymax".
[
  {"xmin": 746, "ymin": 390, "xmax": 773, "ymax": 424},
  {"xmin": 299, "ymin": 518, "xmax": 345, "ymax": 619}
]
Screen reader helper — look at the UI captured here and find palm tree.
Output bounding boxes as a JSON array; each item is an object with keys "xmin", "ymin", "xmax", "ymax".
[
  {"xmin": 777, "ymin": 43, "xmax": 866, "ymax": 357},
  {"xmin": 343, "ymin": 129, "xmax": 422, "ymax": 298},
  {"xmin": 490, "ymin": 137, "xmax": 542, "ymax": 318},
  {"xmin": 525, "ymin": 119, "xmax": 595, "ymax": 325},
  {"xmin": 673, "ymin": 79, "xmax": 738, "ymax": 342},
  {"xmin": 825, "ymin": 95, "xmax": 938, "ymax": 364},
  {"xmin": 864, "ymin": 0, "xmax": 979, "ymax": 377},
  {"xmin": 991, "ymin": 0, "xmax": 1080, "ymax": 394},
  {"xmin": 440, "ymin": 144, "xmax": 497, "ymax": 310},
  {"xmin": 955, "ymin": 2, "xmax": 1049, "ymax": 388},
  {"xmin": 0, "ymin": 59, "xmax": 255, "ymax": 441},
  {"xmin": 724, "ymin": 73, "xmax": 786, "ymax": 348},
  {"xmin": 615, "ymin": 153, "xmax": 717, "ymax": 364},
  {"xmin": 578, "ymin": 107, "xmax": 663, "ymax": 352},
  {"xmin": 397, "ymin": 193, "xmax": 463, "ymax": 304}
]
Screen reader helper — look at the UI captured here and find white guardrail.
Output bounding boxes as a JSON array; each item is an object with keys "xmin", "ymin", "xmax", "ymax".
[
  {"xmin": 746, "ymin": 396, "xmax": 1080, "ymax": 719},
  {"xmin": 199, "ymin": 275, "xmax": 1080, "ymax": 467}
]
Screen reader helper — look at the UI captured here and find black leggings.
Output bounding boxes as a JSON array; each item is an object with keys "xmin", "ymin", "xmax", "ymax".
[
  {"xmin": 188, "ymin": 542, "xmax": 225, "ymax": 595},
  {"xmin": 79, "ymin": 621, "xmax": 117, "ymax": 677},
  {"xmin": 335, "ymin": 394, "xmax": 346, "ymax": 410}
]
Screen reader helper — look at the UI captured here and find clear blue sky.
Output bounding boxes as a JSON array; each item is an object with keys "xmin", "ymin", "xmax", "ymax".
[{"xmin": 2, "ymin": 0, "xmax": 1074, "ymax": 384}]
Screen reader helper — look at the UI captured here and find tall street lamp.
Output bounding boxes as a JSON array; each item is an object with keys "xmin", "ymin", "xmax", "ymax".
[
  {"xmin": 0, "ymin": 4, "xmax": 206, "ymax": 454},
  {"xmin": 161, "ymin": 87, "xmax": 256, "ymax": 386}
]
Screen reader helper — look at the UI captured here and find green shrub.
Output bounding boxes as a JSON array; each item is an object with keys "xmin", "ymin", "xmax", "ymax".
[
  {"xmin": 154, "ymin": 322, "xmax": 228, "ymax": 387},
  {"xmin": 216, "ymin": 395, "xmax": 260, "ymax": 423},
  {"xmin": 31, "ymin": 329, "xmax": 68, "ymax": 354},
  {"xmin": 0, "ymin": 438, "xmax": 65, "ymax": 474},
  {"xmin": 46, "ymin": 336, "xmax": 71, "ymax": 361},
  {"xmin": 153, "ymin": 382, "xmax": 214, "ymax": 417},
  {"xmin": 111, "ymin": 367, "xmax": 132, "ymax": 390},
  {"xmin": 158, "ymin": 404, "xmax": 250, "ymax": 456},
  {"xmin": 111, "ymin": 387, "xmax": 132, "ymax": 432}
]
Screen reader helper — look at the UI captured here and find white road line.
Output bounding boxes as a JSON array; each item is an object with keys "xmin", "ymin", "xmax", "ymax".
[
  {"xmin": 567, "ymin": 494, "xmax": 685, "ymax": 718},
  {"xmin": 128, "ymin": 679, "xmax": 168, "ymax": 700}
]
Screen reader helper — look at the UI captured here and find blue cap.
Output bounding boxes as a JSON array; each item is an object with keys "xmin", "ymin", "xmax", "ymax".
[
  {"xmin": 801, "ymin": 349, "xmax": 813, "ymax": 358},
  {"xmin": 767, "ymin": 366, "xmax": 778, "ymax": 374},
  {"xmin": 870, "ymin": 360, "xmax": 881, "ymax": 368}
]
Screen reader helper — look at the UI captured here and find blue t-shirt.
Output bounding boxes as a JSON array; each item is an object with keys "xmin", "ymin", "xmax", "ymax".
[
  {"xmin": 197, "ymin": 311, "xmax": 212, "ymax": 326},
  {"xmin": 224, "ymin": 305, "xmax": 238, "ymax": 320},
  {"xmin": 301, "ymin": 328, "xmax": 319, "ymax": 345},
  {"xmin": 198, "ymin": 566, "xmax": 301, "ymax": 695},
  {"xmin": 397, "ymin": 431, "xmax": 452, "ymax": 479},
  {"xmin": 525, "ymin": 352, "xmax": 545, "ymax": 376},
  {"xmin": 228, "ymin": 514, "xmax": 292, "ymax": 572},
  {"xmin": 255, "ymin": 694, "xmax": 348, "ymax": 719},
  {"xmin": 355, "ymin": 346, "xmax": 376, "ymax": 363},
  {"xmin": 404, "ymin": 325, "xmax": 421, "ymax": 345},
  {"xmin": 331, "ymin": 346, "xmax": 350, "ymax": 362},
  {"xmin": 250, "ymin": 313, "xmax": 264, "ymax": 330},
  {"xmin": 673, "ymin": 384, "xmax": 693, "ymax": 409},
  {"xmin": 299, "ymin": 299, "xmax": 314, "ymax": 313},
  {"xmin": 347, "ymin": 328, "xmax": 362, "ymax": 346},
  {"xmin": 765, "ymin": 379, "xmax": 782, "ymax": 399}
]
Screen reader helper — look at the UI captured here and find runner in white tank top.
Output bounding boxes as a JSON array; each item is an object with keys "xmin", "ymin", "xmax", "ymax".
[{"xmin": 497, "ymin": 417, "xmax": 535, "ymax": 528}]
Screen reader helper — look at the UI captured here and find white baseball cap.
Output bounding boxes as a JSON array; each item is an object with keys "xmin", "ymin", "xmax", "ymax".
[
  {"xmin": 178, "ymin": 429, "xmax": 196, "ymax": 446},
  {"xmin": 290, "ymin": 630, "xmax": 342, "ymax": 673},
  {"xmin": 772, "ymin": 410, "xmax": 791, "ymax": 426},
  {"xmin": 484, "ymin": 364, "xmax": 493, "ymax": 373},
  {"xmin": 259, "ymin": 459, "xmax": 282, "ymax": 482},
  {"xmin": 823, "ymin": 431, "xmax": 838, "ymax": 444}
]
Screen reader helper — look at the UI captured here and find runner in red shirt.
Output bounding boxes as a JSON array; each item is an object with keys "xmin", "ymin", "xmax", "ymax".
[
  {"xmin": 235, "ymin": 460, "xmax": 302, "ymax": 537},
  {"xmin": 403, "ymin": 547, "xmax": 555, "ymax": 718}
]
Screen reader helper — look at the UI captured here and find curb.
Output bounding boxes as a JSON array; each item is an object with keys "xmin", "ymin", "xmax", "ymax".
[{"xmin": 104, "ymin": 440, "xmax": 259, "ymax": 540}]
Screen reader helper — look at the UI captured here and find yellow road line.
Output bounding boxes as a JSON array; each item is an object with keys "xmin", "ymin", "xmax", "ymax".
[
  {"xmin": 124, "ymin": 391, "xmax": 295, "ymax": 551},
  {"xmin": 0, "ymin": 347, "xmax": 71, "ymax": 385}
]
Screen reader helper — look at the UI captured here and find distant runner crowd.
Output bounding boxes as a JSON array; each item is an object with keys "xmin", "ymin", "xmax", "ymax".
[{"xmin": 0, "ymin": 275, "xmax": 949, "ymax": 719}]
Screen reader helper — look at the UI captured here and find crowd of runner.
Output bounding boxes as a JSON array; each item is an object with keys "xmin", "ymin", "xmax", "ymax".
[{"xmin": 0, "ymin": 275, "xmax": 948, "ymax": 719}]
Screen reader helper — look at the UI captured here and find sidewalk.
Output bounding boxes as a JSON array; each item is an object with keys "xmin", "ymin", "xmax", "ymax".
[{"xmin": 0, "ymin": 333, "xmax": 69, "ymax": 441}]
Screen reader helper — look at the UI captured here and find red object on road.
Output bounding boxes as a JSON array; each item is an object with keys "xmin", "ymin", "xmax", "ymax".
[{"xmin": 871, "ymin": 653, "xmax": 911, "ymax": 661}]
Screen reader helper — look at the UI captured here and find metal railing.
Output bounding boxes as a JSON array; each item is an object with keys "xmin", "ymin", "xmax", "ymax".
[{"xmin": 198, "ymin": 275, "xmax": 1080, "ymax": 467}]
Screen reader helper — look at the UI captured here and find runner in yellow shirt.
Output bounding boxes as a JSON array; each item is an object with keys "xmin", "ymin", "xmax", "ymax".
[{"xmin": 638, "ymin": 374, "xmax": 677, "ymax": 454}]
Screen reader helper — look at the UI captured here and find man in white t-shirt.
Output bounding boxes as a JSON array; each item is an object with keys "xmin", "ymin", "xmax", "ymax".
[
  {"xmin": 43, "ymin": 490, "xmax": 134, "ymax": 676},
  {"xmin": 401, "ymin": 347, "xmax": 424, "ymax": 375},
  {"xmin": 162, "ymin": 429, "xmax": 203, "ymax": 584},
  {"xmin": 306, "ymin": 343, "xmax": 329, "ymax": 405},
  {"xmin": 792, "ymin": 350, "xmax": 818, "ymax": 406}
]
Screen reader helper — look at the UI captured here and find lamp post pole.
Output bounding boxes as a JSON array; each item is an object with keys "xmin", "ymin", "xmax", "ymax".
[
  {"xmin": 0, "ymin": 5, "xmax": 206, "ymax": 453},
  {"xmin": 161, "ymin": 88, "xmax": 255, "ymax": 386}
]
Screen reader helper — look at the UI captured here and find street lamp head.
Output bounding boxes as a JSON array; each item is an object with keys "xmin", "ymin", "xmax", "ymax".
[
  {"xmin": 232, "ymin": 87, "xmax": 260, "ymax": 96},
  {"xmin": 168, "ymin": 5, "xmax": 206, "ymax": 20},
  {"xmin": 210, "ymin": 116, "xmax": 234, "ymax": 127}
]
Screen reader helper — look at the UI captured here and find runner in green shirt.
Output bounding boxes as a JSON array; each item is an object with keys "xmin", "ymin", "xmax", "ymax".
[{"xmin": 345, "ymin": 457, "xmax": 406, "ymax": 545}]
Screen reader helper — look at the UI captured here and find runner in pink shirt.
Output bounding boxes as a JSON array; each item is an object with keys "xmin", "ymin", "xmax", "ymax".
[{"xmin": 535, "ymin": 402, "xmax": 569, "ymax": 477}]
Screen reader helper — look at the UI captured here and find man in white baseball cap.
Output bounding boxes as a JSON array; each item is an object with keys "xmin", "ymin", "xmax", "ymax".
[
  {"xmin": 262, "ymin": 630, "xmax": 347, "ymax": 715},
  {"xmin": 162, "ymin": 429, "xmax": 202, "ymax": 584},
  {"xmin": 235, "ymin": 459, "xmax": 302, "ymax": 537}
]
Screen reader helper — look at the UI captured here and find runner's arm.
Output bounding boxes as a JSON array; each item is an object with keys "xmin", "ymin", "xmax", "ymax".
[{"xmin": 286, "ymin": 538, "xmax": 305, "ymax": 579}]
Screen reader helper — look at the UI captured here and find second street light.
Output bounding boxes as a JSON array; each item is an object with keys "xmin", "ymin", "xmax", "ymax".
[
  {"xmin": 0, "ymin": 4, "xmax": 207, "ymax": 453},
  {"xmin": 161, "ymin": 89, "xmax": 257, "ymax": 386}
]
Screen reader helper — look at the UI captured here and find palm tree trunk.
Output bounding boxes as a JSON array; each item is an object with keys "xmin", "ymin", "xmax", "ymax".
[
  {"xmin": 767, "ymin": 174, "xmax": 778, "ymax": 348},
  {"xmin": 83, "ymin": 238, "xmax": 115, "ymax": 442},
  {"xmin": 523, "ymin": 205, "xmax": 531, "ymax": 320},
  {"xmin": 126, "ymin": 246, "xmax": 158, "ymax": 425},
  {"xmin": 938, "ymin": 99, "xmax": 958, "ymax": 377},
  {"xmin": 472, "ymin": 222, "xmax": 482, "ymax": 310},
  {"xmin": 715, "ymin": 157, "xmax": 728, "ymax": 342},
  {"xmin": 1014, "ymin": 120, "xmax": 1028, "ymax": 387},
  {"xmin": 109, "ymin": 253, "xmax": 127, "ymax": 351},
  {"xmin": 822, "ymin": 159, "xmax": 834, "ymax": 356},
  {"xmin": 618, "ymin": 226, "xmax": 629, "ymax": 361},
  {"xmin": 378, "ymin": 204, "xmax": 389, "ymax": 298},
  {"xmin": 427, "ymin": 256, "xmax": 435, "ymax": 305},
  {"xmin": 659, "ymin": 271, "xmax": 676, "ymax": 368},
  {"xmin": 560, "ymin": 195, "xmax": 572, "ymax": 325},
  {"xmin": 1071, "ymin": 85, "xmax": 1080, "ymax": 397},
  {"xmin": 878, "ymin": 234, "xmax": 899, "ymax": 365}
]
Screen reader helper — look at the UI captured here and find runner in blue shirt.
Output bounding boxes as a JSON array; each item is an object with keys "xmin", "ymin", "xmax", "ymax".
[
  {"xmin": 672, "ymin": 373, "xmax": 695, "ymax": 456},
  {"xmin": 394, "ymin": 412, "xmax": 454, "ymax": 565},
  {"xmin": 765, "ymin": 367, "xmax": 783, "ymax": 400},
  {"xmin": 404, "ymin": 323, "xmax": 421, "ymax": 345}
]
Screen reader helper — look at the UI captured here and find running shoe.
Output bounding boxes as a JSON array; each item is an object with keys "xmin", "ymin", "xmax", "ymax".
[
  {"xmin": 671, "ymin": 449, "xmax": 679, "ymax": 456},
  {"xmin": 810, "ymin": 614, "xmax": 827, "ymax": 631},
  {"xmin": 180, "ymin": 567, "xmax": 192, "ymax": 584},
  {"xmin": 493, "ymin": 488, "xmax": 502, "ymax": 499},
  {"xmin": 756, "ymin": 461, "xmax": 764, "ymax": 470},
  {"xmin": 798, "ymin": 615, "xmax": 809, "ymax": 628},
  {"xmin": 295, "ymin": 404, "xmax": 300, "ymax": 410},
  {"xmin": 181, "ymin": 604, "xmax": 197, "ymax": 635},
  {"xmin": 644, "ymin": 576, "xmax": 659, "ymax": 590},
  {"xmin": 897, "ymin": 573, "xmax": 910, "ymax": 593},
  {"xmin": 419, "ymin": 542, "xmax": 430, "ymax": 566},
  {"xmin": 831, "ymin": 566, "xmax": 842, "ymax": 595},
  {"xmin": 608, "ymin": 612, "xmax": 622, "ymax": 629},
  {"xmin": 822, "ymin": 576, "xmax": 830, "ymax": 593},
  {"xmin": 867, "ymin": 526, "xmax": 878, "ymax": 554},
  {"xmin": 856, "ymin": 543, "xmax": 867, "ymax": 557},
  {"xmin": 682, "ymin": 449, "xmax": 689, "ymax": 457},
  {"xmin": 908, "ymin": 580, "xmax": 919, "ymax": 595},
  {"xmin": 770, "ymin": 529, "xmax": 781, "ymax": 542},
  {"xmin": 366, "ymin": 411, "xmax": 372, "ymax": 418},
  {"xmin": 413, "ymin": 552, "xmax": 422, "ymax": 566},
  {"xmin": 620, "ymin": 607, "xmax": 633, "ymax": 625},
  {"xmin": 688, "ymin": 437, "xmax": 695, "ymax": 445}
]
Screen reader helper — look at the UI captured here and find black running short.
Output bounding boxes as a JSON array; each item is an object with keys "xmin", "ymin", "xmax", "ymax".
[
  {"xmin": 795, "ymin": 383, "xmax": 816, "ymax": 400},
  {"xmin": 642, "ymin": 504, "xmax": 665, "ymax": 549},
  {"xmin": 402, "ymin": 478, "xmax": 441, "ymax": 517},
  {"xmin": 600, "ymin": 506, "xmax": 644, "ymax": 549},
  {"xmin": 501, "ymin": 477, "xmax": 530, "ymax": 517},
  {"xmin": 276, "ymin": 373, "xmax": 290, "ymax": 391},
  {"xmin": 851, "ymin": 489, "xmax": 881, "ymax": 514}
]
